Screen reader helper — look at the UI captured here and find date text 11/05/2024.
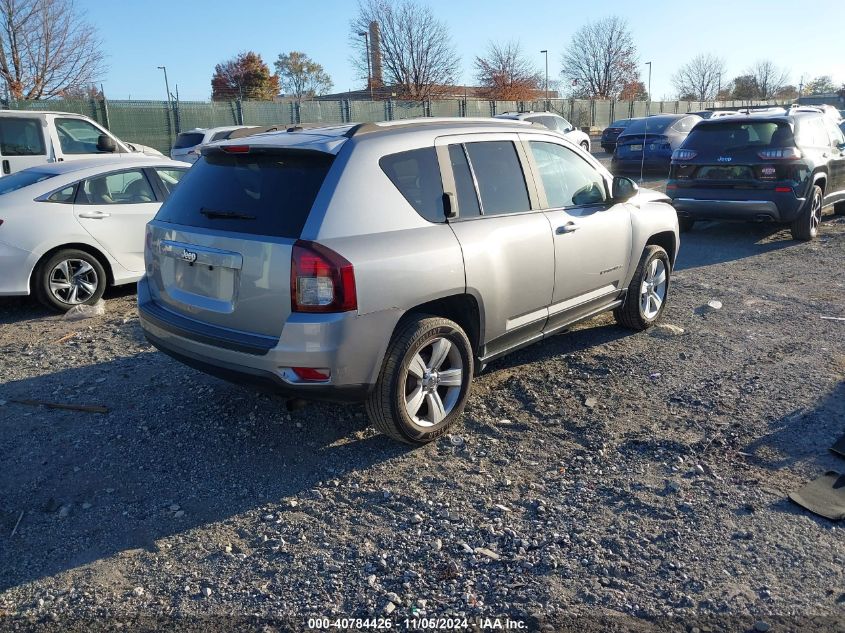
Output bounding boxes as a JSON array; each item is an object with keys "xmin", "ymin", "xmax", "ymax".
[{"xmin": 306, "ymin": 617, "xmax": 528, "ymax": 630}]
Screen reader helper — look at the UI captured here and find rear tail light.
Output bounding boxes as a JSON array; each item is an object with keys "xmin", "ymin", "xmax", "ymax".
[
  {"xmin": 221, "ymin": 145, "xmax": 250, "ymax": 154},
  {"xmin": 758, "ymin": 147, "xmax": 802, "ymax": 160},
  {"xmin": 290, "ymin": 241, "xmax": 357, "ymax": 313},
  {"xmin": 672, "ymin": 149, "xmax": 697, "ymax": 161},
  {"xmin": 774, "ymin": 186, "xmax": 793, "ymax": 193}
]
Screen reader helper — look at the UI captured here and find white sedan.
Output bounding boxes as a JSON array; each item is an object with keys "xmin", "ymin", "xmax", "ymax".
[{"xmin": 0, "ymin": 156, "xmax": 188, "ymax": 311}]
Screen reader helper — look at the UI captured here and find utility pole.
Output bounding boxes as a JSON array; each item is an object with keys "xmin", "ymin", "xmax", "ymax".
[
  {"xmin": 157, "ymin": 66, "xmax": 171, "ymax": 106},
  {"xmin": 358, "ymin": 31, "xmax": 373, "ymax": 100},
  {"xmin": 540, "ymin": 50, "xmax": 549, "ymax": 110}
]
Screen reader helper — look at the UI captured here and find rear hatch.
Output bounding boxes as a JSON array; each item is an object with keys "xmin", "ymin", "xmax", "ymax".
[
  {"xmin": 145, "ymin": 147, "xmax": 334, "ymax": 339},
  {"xmin": 170, "ymin": 132, "xmax": 206, "ymax": 162},
  {"xmin": 669, "ymin": 119, "xmax": 801, "ymax": 189},
  {"xmin": 616, "ymin": 133, "xmax": 670, "ymax": 156}
]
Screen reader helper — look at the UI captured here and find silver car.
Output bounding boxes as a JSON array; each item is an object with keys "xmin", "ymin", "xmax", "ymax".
[
  {"xmin": 495, "ymin": 111, "xmax": 592, "ymax": 151},
  {"xmin": 139, "ymin": 118, "xmax": 679, "ymax": 444}
]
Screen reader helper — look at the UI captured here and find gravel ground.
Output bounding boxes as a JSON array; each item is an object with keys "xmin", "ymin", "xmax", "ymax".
[{"xmin": 1, "ymin": 150, "xmax": 844, "ymax": 632}]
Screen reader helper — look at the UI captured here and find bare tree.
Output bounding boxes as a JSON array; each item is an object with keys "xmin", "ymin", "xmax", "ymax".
[
  {"xmin": 275, "ymin": 51, "xmax": 333, "ymax": 104},
  {"xmin": 350, "ymin": 0, "xmax": 459, "ymax": 100},
  {"xmin": 560, "ymin": 16, "xmax": 639, "ymax": 99},
  {"xmin": 746, "ymin": 60, "xmax": 789, "ymax": 99},
  {"xmin": 0, "ymin": 0, "xmax": 105, "ymax": 100},
  {"xmin": 671, "ymin": 53, "xmax": 726, "ymax": 101},
  {"xmin": 474, "ymin": 40, "xmax": 541, "ymax": 101}
]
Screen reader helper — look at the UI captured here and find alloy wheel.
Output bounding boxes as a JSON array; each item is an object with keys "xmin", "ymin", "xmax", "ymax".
[
  {"xmin": 404, "ymin": 336, "xmax": 464, "ymax": 427},
  {"xmin": 810, "ymin": 190, "xmax": 822, "ymax": 233},
  {"xmin": 49, "ymin": 258, "xmax": 98, "ymax": 305},
  {"xmin": 640, "ymin": 258, "xmax": 667, "ymax": 320}
]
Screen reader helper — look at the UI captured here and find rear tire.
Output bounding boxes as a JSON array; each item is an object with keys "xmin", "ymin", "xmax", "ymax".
[
  {"xmin": 790, "ymin": 184, "xmax": 823, "ymax": 241},
  {"xmin": 34, "ymin": 249, "xmax": 107, "ymax": 312},
  {"xmin": 678, "ymin": 216, "xmax": 696, "ymax": 233},
  {"xmin": 366, "ymin": 315, "xmax": 473, "ymax": 445},
  {"xmin": 614, "ymin": 245, "xmax": 671, "ymax": 331}
]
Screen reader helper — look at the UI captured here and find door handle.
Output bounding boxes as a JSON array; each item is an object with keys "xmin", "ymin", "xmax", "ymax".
[
  {"xmin": 2, "ymin": 160, "xmax": 9, "ymax": 175},
  {"xmin": 78, "ymin": 211, "xmax": 111, "ymax": 219},
  {"xmin": 556, "ymin": 222, "xmax": 580, "ymax": 234}
]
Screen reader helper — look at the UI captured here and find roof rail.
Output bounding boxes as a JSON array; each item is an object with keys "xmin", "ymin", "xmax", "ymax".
[{"xmin": 341, "ymin": 117, "xmax": 534, "ymax": 138}]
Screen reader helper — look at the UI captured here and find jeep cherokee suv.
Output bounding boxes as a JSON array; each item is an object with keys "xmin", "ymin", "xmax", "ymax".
[
  {"xmin": 138, "ymin": 118, "xmax": 679, "ymax": 444},
  {"xmin": 667, "ymin": 110, "xmax": 845, "ymax": 239}
]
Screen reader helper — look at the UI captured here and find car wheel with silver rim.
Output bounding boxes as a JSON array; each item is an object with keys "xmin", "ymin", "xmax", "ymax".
[
  {"xmin": 35, "ymin": 249, "xmax": 107, "ymax": 312},
  {"xmin": 367, "ymin": 315, "xmax": 473, "ymax": 444},
  {"xmin": 790, "ymin": 184, "xmax": 823, "ymax": 241},
  {"xmin": 613, "ymin": 245, "xmax": 671, "ymax": 330}
]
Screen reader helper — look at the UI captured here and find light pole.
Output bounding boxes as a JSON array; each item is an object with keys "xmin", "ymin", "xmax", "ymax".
[
  {"xmin": 157, "ymin": 66, "xmax": 171, "ymax": 104},
  {"xmin": 540, "ymin": 50, "xmax": 548, "ymax": 110},
  {"xmin": 358, "ymin": 31, "xmax": 373, "ymax": 100},
  {"xmin": 640, "ymin": 61, "xmax": 652, "ymax": 183}
]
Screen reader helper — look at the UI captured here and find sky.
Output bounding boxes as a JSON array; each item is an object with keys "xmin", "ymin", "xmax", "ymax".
[{"xmin": 78, "ymin": 0, "xmax": 845, "ymax": 102}]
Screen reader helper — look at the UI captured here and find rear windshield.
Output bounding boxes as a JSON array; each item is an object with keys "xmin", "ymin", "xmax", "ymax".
[
  {"xmin": 173, "ymin": 133, "xmax": 205, "ymax": 149},
  {"xmin": 0, "ymin": 170, "xmax": 55, "ymax": 195},
  {"xmin": 609, "ymin": 120, "xmax": 630, "ymax": 128},
  {"xmin": 683, "ymin": 121, "xmax": 793, "ymax": 150},
  {"xmin": 622, "ymin": 117, "xmax": 680, "ymax": 135},
  {"xmin": 154, "ymin": 151, "xmax": 333, "ymax": 238}
]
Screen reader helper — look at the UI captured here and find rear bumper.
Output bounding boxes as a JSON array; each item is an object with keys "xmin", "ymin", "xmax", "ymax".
[
  {"xmin": 668, "ymin": 189, "xmax": 804, "ymax": 222},
  {"xmin": 0, "ymin": 240, "xmax": 35, "ymax": 296},
  {"xmin": 137, "ymin": 277, "xmax": 398, "ymax": 402},
  {"xmin": 612, "ymin": 156, "xmax": 671, "ymax": 173}
]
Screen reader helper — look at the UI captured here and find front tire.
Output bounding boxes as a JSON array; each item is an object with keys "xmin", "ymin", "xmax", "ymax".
[
  {"xmin": 366, "ymin": 315, "xmax": 473, "ymax": 445},
  {"xmin": 34, "ymin": 249, "xmax": 106, "ymax": 312},
  {"xmin": 614, "ymin": 245, "xmax": 671, "ymax": 331},
  {"xmin": 790, "ymin": 184, "xmax": 823, "ymax": 241},
  {"xmin": 580, "ymin": 140, "xmax": 590, "ymax": 152}
]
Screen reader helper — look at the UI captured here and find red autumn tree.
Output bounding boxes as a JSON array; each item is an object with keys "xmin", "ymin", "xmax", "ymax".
[{"xmin": 211, "ymin": 51, "xmax": 280, "ymax": 101}]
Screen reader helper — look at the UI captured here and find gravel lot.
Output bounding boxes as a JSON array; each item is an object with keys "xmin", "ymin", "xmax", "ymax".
[{"xmin": 1, "ymin": 149, "xmax": 844, "ymax": 632}]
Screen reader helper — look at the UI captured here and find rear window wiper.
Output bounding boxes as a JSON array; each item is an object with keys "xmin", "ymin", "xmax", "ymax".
[{"xmin": 200, "ymin": 207, "xmax": 256, "ymax": 220}]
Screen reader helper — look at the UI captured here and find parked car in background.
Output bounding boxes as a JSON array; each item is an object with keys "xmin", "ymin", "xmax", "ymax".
[
  {"xmin": 667, "ymin": 111, "xmax": 845, "ymax": 240},
  {"xmin": 789, "ymin": 104, "xmax": 842, "ymax": 123},
  {"xmin": 171, "ymin": 126, "xmax": 257, "ymax": 163},
  {"xmin": 139, "ymin": 118, "xmax": 678, "ymax": 444},
  {"xmin": 0, "ymin": 110, "xmax": 164, "ymax": 177},
  {"xmin": 0, "ymin": 157, "xmax": 187, "ymax": 310},
  {"xmin": 612, "ymin": 114, "xmax": 702, "ymax": 173},
  {"xmin": 601, "ymin": 118, "xmax": 633, "ymax": 152},
  {"xmin": 495, "ymin": 111, "xmax": 591, "ymax": 151}
]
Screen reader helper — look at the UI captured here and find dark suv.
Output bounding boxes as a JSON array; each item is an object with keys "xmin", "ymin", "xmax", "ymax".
[{"xmin": 667, "ymin": 111, "xmax": 845, "ymax": 239}]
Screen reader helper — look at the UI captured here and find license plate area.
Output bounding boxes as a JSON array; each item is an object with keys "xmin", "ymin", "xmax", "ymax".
[
  {"xmin": 159, "ymin": 240, "xmax": 243, "ymax": 312},
  {"xmin": 630, "ymin": 144, "xmax": 643, "ymax": 151}
]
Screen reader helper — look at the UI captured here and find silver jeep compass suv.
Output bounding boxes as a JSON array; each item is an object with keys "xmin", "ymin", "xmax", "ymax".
[{"xmin": 138, "ymin": 118, "xmax": 679, "ymax": 444}]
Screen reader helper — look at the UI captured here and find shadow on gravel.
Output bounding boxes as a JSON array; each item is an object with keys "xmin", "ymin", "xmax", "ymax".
[
  {"xmin": 0, "ymin": 353, "xmax": 407, "ymax": 592},
  {"xmin": 674, "ymin": 222, "xmax": 795, "ymax": 271},
  {"xmin": 0, "ymin": 285, "xmax": 138, "ymax": 325},
  {"xmin": 742, "ymin": 382, "xmax": 845, "ymax": 515}
]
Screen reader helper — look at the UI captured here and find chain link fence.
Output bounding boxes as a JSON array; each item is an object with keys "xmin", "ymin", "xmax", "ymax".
[{"xmin": 4, "ymin": 97, "xmax": 791, "ymax": 154}]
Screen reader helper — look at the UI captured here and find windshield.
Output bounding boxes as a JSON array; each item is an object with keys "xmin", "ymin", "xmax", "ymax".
[
  {"xmin": 173, "ymin": 133, "xmax": 205, "ymax": 149},
  {"xmin": 683, "ymin": 121, "xmax": 792, "ymax": 151},
  {"xmin": 0, "ymin": 170, "xmax": 55, "ymax": 195}
]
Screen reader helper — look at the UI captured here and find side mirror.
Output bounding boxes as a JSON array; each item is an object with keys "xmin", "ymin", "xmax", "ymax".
[
  {"xmin": 612, "ymin": 176, "xmax": 639, "ymax": 202},
  {"xmin": 443, "ymin": 191, "xmax": 458, "ymax": 219},
  {"xmin": 97, "ymin": 134, "xmax": 117, "ymax": 153}
]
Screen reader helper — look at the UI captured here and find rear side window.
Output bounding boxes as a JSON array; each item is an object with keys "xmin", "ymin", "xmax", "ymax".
[
  {"xmin": 155, "ymin": 151, "xmax": 333, "ymax": 238},
  {"xmin": 464, "ymin": 141, "xmax": 530, "ymax": 215},
  {"xmin": 796, "ymin": 117, "xmax": 830, "ymax": 148},
  {"xmin": 0, "ymin": 117, "xmax": 46, "ymax": 156},
  {"xmin": 379, "ymin": 147, "xmax": 444, "ymax": 223},
  {"xmin": 683, "ymin": 122, "xmax": 793, "ymax": 150},
  {"xmin": 173, "ymin": 132, "xmax": 205, "ymax": 149},
  {"xmin": 154, "ymin": 167, "xmax": 187, "ymax": 196},
  {"xmin": 448, "ymin": 144, "xmax": 481, "ymax": 218},
  {"xmin": 671, "ymin": 116, "xmax": 699, "ymax": 134}
]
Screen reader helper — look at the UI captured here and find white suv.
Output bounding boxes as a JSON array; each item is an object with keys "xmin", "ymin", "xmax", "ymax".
[
  {"xmin": 495, "ymin": 111, "xmax": 592, "ymax": 151},
  {"xmin": 0, "ymin": 110, "xmax": 163, "ymax": 176}
]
